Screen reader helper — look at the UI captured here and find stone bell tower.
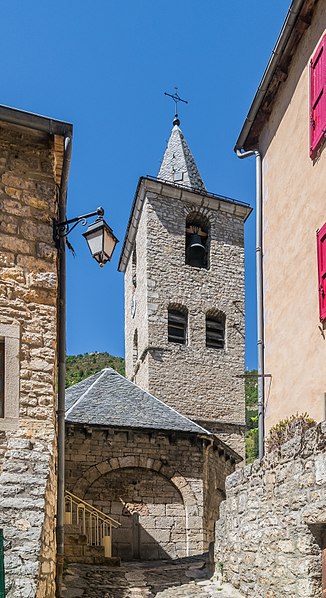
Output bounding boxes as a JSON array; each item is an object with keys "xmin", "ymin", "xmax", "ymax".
[{"xmin": 118, "ymin": 117, "xmax": 251, "ymax": 454}]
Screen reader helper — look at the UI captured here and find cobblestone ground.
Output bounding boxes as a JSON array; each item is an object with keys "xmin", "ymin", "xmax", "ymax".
[{"xmin": 62, "ymin": 557, "xmax": 244, "ymax": 597}]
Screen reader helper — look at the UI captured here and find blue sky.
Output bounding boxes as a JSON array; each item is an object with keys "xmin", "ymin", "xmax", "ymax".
[{"xmin": 1, "ymin": 1, "xmax": 290, "ymax": 368}]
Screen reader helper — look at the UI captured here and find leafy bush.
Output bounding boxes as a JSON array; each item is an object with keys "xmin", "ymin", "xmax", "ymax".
[
  {"xmin": 244, "ymin": 370, "xmax": 258, "ymax": 462},
  {"xmin": 267, "ymin": 412, "xmax": 316, "ymax": 452},
  {"xmin": 245, "ymin": 425, "xmax": 258, "ymax": 464}
]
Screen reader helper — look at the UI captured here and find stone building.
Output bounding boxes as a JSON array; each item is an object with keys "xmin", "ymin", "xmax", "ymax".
[
  {"xmin": 0, "ymin": 106, "xmax": 72, "ymax": 596},
  {"xmin": 235, "ymin": 0, "xmax": 326, "ymax": 433},
  {"xmin": 119, "ymin": 118, "xmax": 251, "ymax": 455},
  {"xmin": 65, "ymin": 368, "xmax": 239, "ymax": 561}
]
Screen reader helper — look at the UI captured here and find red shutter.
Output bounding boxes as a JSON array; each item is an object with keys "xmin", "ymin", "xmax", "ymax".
[
  {"xmin": 317, "ymin": 223, "xmax": 326, "ymax": 320},
  {"xmin": 310, "ymin": 34, "xmax": 326, "ymax": 158}
]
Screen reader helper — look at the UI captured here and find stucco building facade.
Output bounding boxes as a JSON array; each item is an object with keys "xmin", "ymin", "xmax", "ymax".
[{"xmin": 235, "ymin": 0, "xmax": 326, "ymax": 433}]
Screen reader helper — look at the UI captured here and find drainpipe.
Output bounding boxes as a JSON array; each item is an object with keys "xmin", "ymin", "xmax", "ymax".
[
  {"xmin": 56, "ymin": 135, "xmax": 72, "ymax": 597},
  {"xmin": 236, "ymin": 149, "xmax": 264, "ymax": 459}
]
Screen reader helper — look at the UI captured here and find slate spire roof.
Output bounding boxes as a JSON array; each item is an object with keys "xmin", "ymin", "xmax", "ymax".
[
  {"xmin": 158, "ymin": 122, "xmax": 206, "ymax": 192},
  {"xmin": 65, "ymin": 368, "xmax": 210, "ymax": 435}
]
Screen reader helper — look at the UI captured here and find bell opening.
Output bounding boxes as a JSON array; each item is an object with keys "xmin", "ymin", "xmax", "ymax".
[{"xmin": 185, "ymin": 228, "xmax": 208, "ymax": 269}]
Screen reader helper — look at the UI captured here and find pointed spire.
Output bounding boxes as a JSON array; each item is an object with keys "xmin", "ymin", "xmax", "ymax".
[{"xmin": 158, "ymin": 122, "xmax": 206, "ymax": 192}]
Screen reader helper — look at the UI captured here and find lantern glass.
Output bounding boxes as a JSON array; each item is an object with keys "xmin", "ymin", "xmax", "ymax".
[{"xmin": 83, "ymin": 217, "xmax": 118, "ymax": 266}]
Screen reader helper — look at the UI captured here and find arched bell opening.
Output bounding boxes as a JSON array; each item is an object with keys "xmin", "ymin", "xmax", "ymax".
[{"xmin": 185, "ymin": 212, "xmax": 210, "ymax": 269}]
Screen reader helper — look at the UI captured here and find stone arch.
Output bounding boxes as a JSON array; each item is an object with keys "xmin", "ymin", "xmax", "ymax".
[
  {"xmin": 74, "ymin": 456, "xmax": 197, "ymax": 510},
  {"xmin": 74, "ymin": 455, "xmax": 202, "ymax": 560},
  {"xmin": 73, "ymin": 457, "xmax": 200, "ymax": 559}
]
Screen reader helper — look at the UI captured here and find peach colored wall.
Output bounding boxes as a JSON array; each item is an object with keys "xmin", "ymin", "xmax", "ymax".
[{"xmin": 258, "ymin": 4, "xmax": 326, "ymax": 432}]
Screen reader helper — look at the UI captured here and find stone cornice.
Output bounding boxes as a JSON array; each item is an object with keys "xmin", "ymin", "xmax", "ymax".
[{"xmin": 118, "ymin": 176, "xmax": 252, "ymax": 273}]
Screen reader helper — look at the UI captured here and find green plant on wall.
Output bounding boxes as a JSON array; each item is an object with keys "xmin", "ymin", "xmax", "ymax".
[
  {"xmin": 267, "ymin": 412, "xmax": 316, "ymax": 452},
  {"xmin": 245, "ymin": 370, "xmax": 258, "ymax": 463},
  {"xmin": 245, "ymin": 416, "xmax": 258, "ymax": 463}
]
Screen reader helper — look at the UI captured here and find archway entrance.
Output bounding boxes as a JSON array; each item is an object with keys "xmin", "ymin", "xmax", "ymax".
[{"xmin": 84, "ymin": 467, "xmax": 187, "ymax": 561}]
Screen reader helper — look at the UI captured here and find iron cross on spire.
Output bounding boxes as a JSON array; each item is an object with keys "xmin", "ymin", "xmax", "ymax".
[{"xmin": 164, "ymin": 87, "xmax": 188, "ymax": 126}]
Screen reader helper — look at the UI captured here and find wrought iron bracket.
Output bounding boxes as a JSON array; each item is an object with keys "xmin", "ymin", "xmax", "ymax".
[{"xmin": 53, "ymin": 207, "xmax": 104, "ymax": 246}]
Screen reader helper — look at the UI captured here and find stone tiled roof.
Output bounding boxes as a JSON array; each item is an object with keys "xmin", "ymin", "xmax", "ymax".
[
  {"xmin": 158, "ymin": 125, "xmax": 206, "ymax": 192},
  {"xmin": 65, "ymin": 368, "xmax": 211, "ymax": 435}
]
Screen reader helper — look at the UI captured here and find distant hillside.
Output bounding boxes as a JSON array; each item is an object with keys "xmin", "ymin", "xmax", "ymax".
[{"xmin": 66, "ymin": 352, "xmax": 125, "ymax": 388}]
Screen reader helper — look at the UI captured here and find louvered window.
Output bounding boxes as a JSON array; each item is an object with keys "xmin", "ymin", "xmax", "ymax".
[
  {"xmin": 168, "ymin": 309, "xmax": 187, "ymax": 344},
  {"xmin": 317, "ymin": 223, "xmax": 326, "ymax": 321},
  {"xmin": 206, "ymin": 315, "xmax": 225, "ymax": 349},
  {"xmin": 310, "ymin": 34, "xmax": 326, "ymax": 158},
  {"xmin": 0, "ymin": 341, "xmax": 4, "ymax": 418}
]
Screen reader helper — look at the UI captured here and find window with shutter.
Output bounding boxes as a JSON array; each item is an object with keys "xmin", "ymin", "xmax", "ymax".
[
  {"xmin": 310, "ymin": 34, "xmax": 326, "ymax": 158},
  {"xmin": 206, "ymin": 314, "xmax": 225, "ymax": 349},
  {"xmin": 317, "ymin": 223, "xmax": 326, "ymax": 321},
  {"xmin": 168, "ymin": 309, "xmax": 187, "ymax": 344}
]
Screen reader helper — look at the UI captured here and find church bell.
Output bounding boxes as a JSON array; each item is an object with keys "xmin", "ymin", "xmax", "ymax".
[{"xmin": 186, "ymin": 233, "xmax": 206, "ymax": 267}]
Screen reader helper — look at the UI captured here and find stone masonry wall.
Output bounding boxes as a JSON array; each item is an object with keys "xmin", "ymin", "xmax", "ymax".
[
  {"xmin": 65, "ymin": 426, "xmax": 235, "ymax": 560},
  {"xmin": 0, "ymin": 122, "xmax": 59, "ymax": 597},
  {"xmin": 125, "ymin": 188, "xmax": 246, "ymax": 456},
  {"xmin": 87, "ymin": 466, "xmax": 186, "ymax": 560},
  {"xmin": 215, "ymin": 423, "xmax": 326, "ymax": 597},
  {"xmin": 124, "ymin": 209, "xmax": 148, "ymax": 390}
]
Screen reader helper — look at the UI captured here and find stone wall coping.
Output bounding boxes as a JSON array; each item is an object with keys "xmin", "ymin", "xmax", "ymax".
[{"xmin": 225, "ymin": 420, "xmax": 326, "ymax": 491}]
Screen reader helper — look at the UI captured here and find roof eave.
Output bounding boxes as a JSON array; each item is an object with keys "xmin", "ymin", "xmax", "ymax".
[
  {"xmin": 0, "ymin": 104, "xmax": 73, "ymax": 137},
  {"xmin": 118, "ymin": 176, "xmax": 252, "ymax": 273},
  {"xmin": 65, "ymin": 420, "xmax": 242, "ymax": 463},
  {"xmin": 235, "ymin": 0, "xmax": 317, "ymax": 152}
]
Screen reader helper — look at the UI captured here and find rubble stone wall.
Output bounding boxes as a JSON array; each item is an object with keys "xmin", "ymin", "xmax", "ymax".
[
  {"xmin": 65, "ymin": 426, "xmax": 235, "ymax": 560},
  {"xmin": 0, "ymin": 122, "xmax": 59, "ymax": 597},
  {"xmin": 215, "ymin": 423, "xmax": 326, "ymax": 598}
]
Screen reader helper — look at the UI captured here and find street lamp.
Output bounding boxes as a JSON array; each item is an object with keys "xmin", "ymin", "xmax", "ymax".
[{"xmin": 54, "ymin": 206, "xmax": 118, "ymax": 265}]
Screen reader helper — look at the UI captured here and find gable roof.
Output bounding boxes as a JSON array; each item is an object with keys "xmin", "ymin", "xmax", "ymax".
[
  {"xmin": 65, "ymin": 367, "xmax": 211, "ymax": 435},
  {"xmin": 158, "ymin": 124, "xmax": 206, "ymax": 192}
]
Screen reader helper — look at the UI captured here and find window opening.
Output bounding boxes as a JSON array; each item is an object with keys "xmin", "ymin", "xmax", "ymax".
[
  {"xmin": 185, "ymin": 213, "xmax": 210, "ymax": 269},
  {"xmin": 168, "ymin": 309, "xmax": 187, "ymax": 344},
  {"xmin": 132, "ymin": 245, "xmax": 137, "ymax": 288},
  {"xmin": 206, "ymin": 314, "xmax": 225, "ymax": 349},
  {"xmin": 133, "ymin": 330, "xmax": 138, "ymax": 368}
]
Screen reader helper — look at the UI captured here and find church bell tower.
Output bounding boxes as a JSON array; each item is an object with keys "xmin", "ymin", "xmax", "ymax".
[{"xmin": 118, "ymin": 116, "xmax": 251, "ymax": 455}]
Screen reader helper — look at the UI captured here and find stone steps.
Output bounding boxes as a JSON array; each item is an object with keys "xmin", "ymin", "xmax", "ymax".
[{"xmin": 64, "ymin": 523, "xmax": 121, "ymax": 565}]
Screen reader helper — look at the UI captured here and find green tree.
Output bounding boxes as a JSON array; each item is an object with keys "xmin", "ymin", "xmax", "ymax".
[
  {"xmin": 244, "ymin": 370, "xmax": 258, "ymax": 463},
  {"xmin": 66, "ymin": 352, "xmax": 125, "ymax": 388}
]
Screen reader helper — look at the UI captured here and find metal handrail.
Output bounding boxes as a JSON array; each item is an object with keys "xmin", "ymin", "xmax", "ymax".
[
  {"xmin": 0, "ymin": 529, "xmax": 4, "ymax": 598},
  {"xmin": 65, "ymin": 490, "xmax": 121, "ymax": 558},
  {"xmin": 65, "ymin": 491, "xmax": 120, "ymax": 527}
]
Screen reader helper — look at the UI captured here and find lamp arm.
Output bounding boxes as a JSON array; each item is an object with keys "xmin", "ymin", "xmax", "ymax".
[{"xmin": 54, "ymin": 207, "xmax": 104, "ymax": 241}]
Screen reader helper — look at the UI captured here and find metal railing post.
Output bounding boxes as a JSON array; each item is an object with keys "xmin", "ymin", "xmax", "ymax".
[{"xmin": 0, "ymin": 529, "xmax": 5, "ymax": 598}]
